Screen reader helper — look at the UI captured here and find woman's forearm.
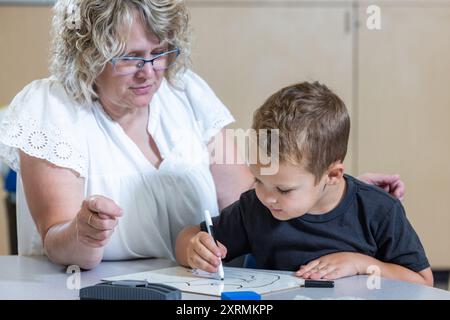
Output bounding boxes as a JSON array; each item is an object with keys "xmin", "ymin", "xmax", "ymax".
[
  {"xmin": 43, "ymin": 219, "xmax": 104, "ymax": 270},
  {"xmin": 210, "ymin": 164, "xmax": 255, "ymax": 210},
  {"xmin": 209, "ymin": 129, "xmax": 256, "ymax": 210}
]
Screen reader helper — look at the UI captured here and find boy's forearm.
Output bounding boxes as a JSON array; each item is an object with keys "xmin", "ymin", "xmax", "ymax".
[
  {"xmin": 175, "ymin": 225, "xmax": 201, "ymax": 267},
  {"xmin": 355, "ymin": 254, "xmax": 433, "ymax": 286}
]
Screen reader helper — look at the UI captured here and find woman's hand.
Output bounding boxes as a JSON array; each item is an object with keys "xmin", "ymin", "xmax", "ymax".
[
  {"xmin": 75, "ymin": 195, "xmax": 123, "ymax": 248},
  {"xmin": 186, "ymin": 231, "xmax": 227, "ymax": 273},
  {"xmin": 295, "ymin": 252, "xmax": 365, "ymax": 280},
  {"xmin": 357, "ymin": 173, "xmax": 405, "ymax": 200}
]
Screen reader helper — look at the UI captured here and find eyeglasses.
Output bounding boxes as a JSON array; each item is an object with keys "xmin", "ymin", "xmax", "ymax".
[{"xmin": 111, "ymin": 47, "xmax": 180, "ymax": 75}]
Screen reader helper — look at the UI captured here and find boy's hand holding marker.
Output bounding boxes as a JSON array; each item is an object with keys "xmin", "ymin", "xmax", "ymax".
[{"xmin": 185, "ymin": 210, "xmax": 227, "ymax": 279}]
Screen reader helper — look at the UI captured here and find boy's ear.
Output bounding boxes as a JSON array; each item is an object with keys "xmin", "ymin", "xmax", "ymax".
[{"xmin": 326, "ymin": 161, "xmax": 345, "ymax": 185}]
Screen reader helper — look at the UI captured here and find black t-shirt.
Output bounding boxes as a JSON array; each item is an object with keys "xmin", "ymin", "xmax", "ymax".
[{"xmin": 200, "ymin": 174, "xmax": 429, "ymax": 272}]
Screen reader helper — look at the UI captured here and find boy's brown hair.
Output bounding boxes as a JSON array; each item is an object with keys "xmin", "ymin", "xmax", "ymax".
[{"xmin": 252, "ymin": 81, "xmax": 350, "ymax": 183}]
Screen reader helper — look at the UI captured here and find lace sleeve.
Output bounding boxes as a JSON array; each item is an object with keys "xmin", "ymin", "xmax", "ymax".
[
  {"xmin": 183, "ymin": 70, "xmax": 235, "ymax": 144},
  {"xmin": 0, "ymin": 79, "xmax": 87, "ymax": 177}
]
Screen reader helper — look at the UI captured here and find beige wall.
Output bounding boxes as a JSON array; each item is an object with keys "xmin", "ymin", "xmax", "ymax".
[
  {"xmin": 358, "ymin": 6, "xmax": 450, "ymax": 268},
  {"xmin": 0, "ymin": 1, "xmax": 449, "ymax": 268},
  {"xmin": 189, "ymin": 4, "xmax": 356, "ymax": 173},
  {"xmin": 0, "ymin": 6, "xmax": 52, "ymax": 106},
  {"xmin": 0, "ymin": 5, "xmax": 53, "ymax": 254},
  {"xmin": 0, "ymin": 186, "xmax": 9, "ymax": 255}
]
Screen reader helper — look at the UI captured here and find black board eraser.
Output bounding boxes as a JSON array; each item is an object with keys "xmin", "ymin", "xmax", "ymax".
[{"xmin": 79, "ymin": 280, "xmax": 181, "ymax": 300}]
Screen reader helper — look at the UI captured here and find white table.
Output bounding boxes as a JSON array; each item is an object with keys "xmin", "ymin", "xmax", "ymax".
[{"xmin": 1, "ymin": 255, "xmax": 449, "ymax": 300}]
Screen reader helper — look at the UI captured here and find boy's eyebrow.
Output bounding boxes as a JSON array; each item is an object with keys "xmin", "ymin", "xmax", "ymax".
[
  {"xmin": 276, "ymin": 184, "xmax": 298, "ymax": 189},
  {"xmin": 254, "ymin": 176, "xmax": 299, "ymax": 189}
]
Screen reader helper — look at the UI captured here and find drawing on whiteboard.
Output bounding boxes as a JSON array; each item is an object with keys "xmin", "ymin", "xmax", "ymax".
[{"xmin": 103, "ymin": 266, "xmax": 304, "ymax": 296}]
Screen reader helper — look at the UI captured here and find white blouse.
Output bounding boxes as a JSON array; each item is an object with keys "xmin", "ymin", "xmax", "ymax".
[{"xmin": 0, "ymin": 70, "xmax": 234, "ymax": 260}]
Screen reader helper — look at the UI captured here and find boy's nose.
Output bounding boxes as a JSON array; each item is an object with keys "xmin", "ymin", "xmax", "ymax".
[{"xmin": 265, "ymin": 196, "xmax": 278, "ymax": 204}]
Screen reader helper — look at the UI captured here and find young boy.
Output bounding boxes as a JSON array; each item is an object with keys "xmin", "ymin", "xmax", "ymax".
[{"xmin": 175, "ymin": 82, "xmax": 433, "ymax": 286}]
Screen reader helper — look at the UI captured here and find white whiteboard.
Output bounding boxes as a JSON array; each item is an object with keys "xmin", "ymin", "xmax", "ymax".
[{"xmin": 103, "ymin": 266, "xmax": 305, "ymax": 297}]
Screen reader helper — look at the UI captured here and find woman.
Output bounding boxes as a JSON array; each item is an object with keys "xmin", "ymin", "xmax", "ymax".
[{"xmin": 0, "ymin": 0, "xmax": 403, "ymax": 269}]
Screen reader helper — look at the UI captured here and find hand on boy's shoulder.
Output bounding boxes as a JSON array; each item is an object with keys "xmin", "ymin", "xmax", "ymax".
[
  {"xmin": 348, "ymin": 174, "xmax": 408, "ymax": 228},
  {"xmin": 351, "ymin": 174, "xmax": 404, "ymax": 205},
  {"xmin": 356, "ymin": 173, "xmax": 405, "ymax": 201}
]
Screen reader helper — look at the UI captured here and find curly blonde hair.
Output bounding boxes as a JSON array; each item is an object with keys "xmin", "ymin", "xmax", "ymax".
[{"xmin": 50, "ymin": 0, "xmax": 191, "ymax": 105}]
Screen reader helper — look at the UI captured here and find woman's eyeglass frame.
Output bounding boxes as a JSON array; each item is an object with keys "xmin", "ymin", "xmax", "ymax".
[{"xmin": 111, "ymin": 47, "xmax": 180, "ymax": 75}]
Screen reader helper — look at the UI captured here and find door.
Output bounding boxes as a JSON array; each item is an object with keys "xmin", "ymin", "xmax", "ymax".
[
  {"xmin": 188, "ymin": 1, "xmax": 356, "ymax": 172},
  {"xmin": 358, "ymin": 4, "xmax": 450, "ymax": 268}
]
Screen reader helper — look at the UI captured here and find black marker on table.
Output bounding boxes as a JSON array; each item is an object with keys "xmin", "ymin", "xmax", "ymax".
[
  {"xmin": 303, "ymin": 279, "xmax": 334, "ymax": 288},
  {"xmin": 204, "ymin": 209, "xmax": 225, "ymax": 280}
]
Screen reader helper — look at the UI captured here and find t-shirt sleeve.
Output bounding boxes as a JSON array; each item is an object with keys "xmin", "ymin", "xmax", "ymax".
[
  {"xmin": 0, "ymin": 78, "xmax": 88, "ymax": 177},
  {"xmin": 182, "ymin": 70, "xmax": 235, "ymax": 144},
  {"xmin": 374, "ymin": 201, "xmax": 430, "ymax": 272},
  {"xmin": 200, "ymin": 198, "xmax": 251, "ymax": 262}
]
